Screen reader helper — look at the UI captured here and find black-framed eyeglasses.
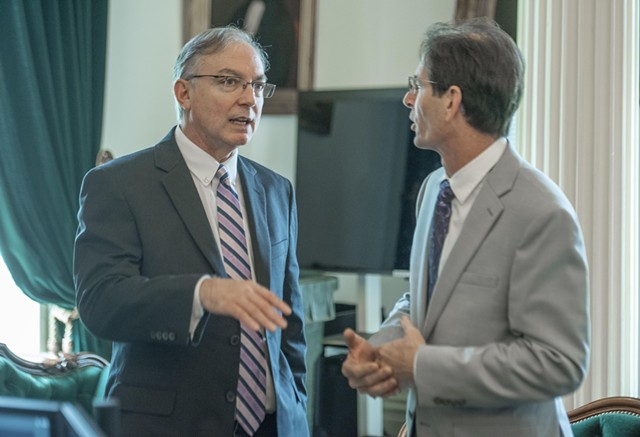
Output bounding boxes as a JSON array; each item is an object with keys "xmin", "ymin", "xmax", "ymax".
[
  {"xmin": 188, "ymin": 74, "xmax": 276, "ymax": 98},
  {"xmin": 408, "ymin": 75, "xmax": 438, "ymax": 94}
]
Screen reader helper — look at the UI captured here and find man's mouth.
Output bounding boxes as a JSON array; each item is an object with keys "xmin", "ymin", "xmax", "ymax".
[{"xmin": 230, "ymin": 116, "xmax": 252, "ymax": 126}]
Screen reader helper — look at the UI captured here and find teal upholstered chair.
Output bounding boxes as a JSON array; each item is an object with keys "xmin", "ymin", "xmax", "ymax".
[
  {"xmin": 0, "ymin": 342, "xmax": 110, "ymax": 418},
  {"xmin": 569, "ymin": 396, "xmax": 640, "ymax": 437}
]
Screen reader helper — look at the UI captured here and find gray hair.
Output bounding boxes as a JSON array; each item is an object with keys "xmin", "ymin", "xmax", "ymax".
[
  {"xmin": 173, "ymin": 26, "xmax": 270, "ymax": 122},
  {"xmin": 419, "ymin": 18, "xmax": 524, "ymax": 137}
]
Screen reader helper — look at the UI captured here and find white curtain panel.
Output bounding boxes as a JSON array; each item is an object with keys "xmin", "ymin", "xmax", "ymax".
[{"xmin": 516, "ymin": 0, "xmax": 640, "ymax": 409}]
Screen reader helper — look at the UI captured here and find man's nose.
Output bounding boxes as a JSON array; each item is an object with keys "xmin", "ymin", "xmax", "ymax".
[
  {"xmin": 403, "ymin": 91, "xmax": 415, "ymax": 108},
  {"xmin": 238, "ymin": 84, "xmax": 257, "ymax": 106}
]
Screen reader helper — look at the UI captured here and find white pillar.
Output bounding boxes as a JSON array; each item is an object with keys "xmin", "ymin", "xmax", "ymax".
[{"xmin": 356, "ymin": 274, "xmax": 384, "ymax": 436}]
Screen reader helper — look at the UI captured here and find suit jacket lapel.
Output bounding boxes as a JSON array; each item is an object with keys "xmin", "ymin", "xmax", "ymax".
[
  {"xmin": 155, "ymin": 131, "xmax": 226, "ymax": 274},
  {"xmin": 238, "ymin": 157, "xmax": 271, "ymax": 289},
  {"xmin": 410, "ymin": 169, "xmax": 443, "ymax": 328},
  {"xmin": 423, "ymin": 145, "xmax": 520, "ymax": 338}
]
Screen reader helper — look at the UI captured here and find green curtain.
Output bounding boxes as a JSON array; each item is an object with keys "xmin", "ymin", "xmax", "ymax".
[{"xmin": 0, "ymin": 0, "xmax": 110, "ymax": 358}]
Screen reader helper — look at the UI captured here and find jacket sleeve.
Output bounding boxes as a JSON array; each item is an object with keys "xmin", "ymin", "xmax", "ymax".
[{"xmin": 74, "ymin": 165, "xmax": 202, "ymax": 345}]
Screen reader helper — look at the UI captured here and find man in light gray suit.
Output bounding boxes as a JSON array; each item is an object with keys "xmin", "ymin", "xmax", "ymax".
[{"xmin": 342, "ymin": 18, "xmax": 589, "ymax": 437}]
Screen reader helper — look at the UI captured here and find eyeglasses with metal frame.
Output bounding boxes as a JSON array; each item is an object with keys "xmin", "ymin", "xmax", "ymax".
[
  {"xmin": 188, "ymin": 74, "xmax": 276, "ymax": 98},
  {"xmin": 408, "ymin": 75, "xmax": 438, "ymax": 94}
]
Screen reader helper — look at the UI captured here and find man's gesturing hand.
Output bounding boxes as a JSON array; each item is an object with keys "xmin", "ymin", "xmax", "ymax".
[
  {"xmin": 200, "ymin": 277, "xmax": 291, "ymax": 332},
  {"xmin": 341, "ymin": 328, "xmax": 399, "ymax": 398},
  {"xmin": 377, "ymin": 316, "xmax": 425, "ymax": 389}
]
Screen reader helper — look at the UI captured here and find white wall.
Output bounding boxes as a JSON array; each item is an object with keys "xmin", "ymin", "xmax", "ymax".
[
  {"xmin": 101, "ymin": 0, "xmax": 455, "ymax": 309},
  {"xmin": 242, "ymin": 114, "xmax": 298, "ymax": 181},
  {"xmin": 314, "ymin": 0, "xmax": 455, "ymax": 89},
  {"xmin": 101, "ymin": 0, "xmax": 182, "ymax": 157}
]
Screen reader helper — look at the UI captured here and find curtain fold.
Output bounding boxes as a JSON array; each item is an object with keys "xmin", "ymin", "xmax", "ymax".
[{"xmin": 0, "ymin": 0, "xmax": 110, "ymax": 357}]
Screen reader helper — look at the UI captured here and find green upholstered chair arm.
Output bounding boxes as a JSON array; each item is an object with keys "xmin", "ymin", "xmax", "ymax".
[
  {"xmin": 0, "ymin": 343, "xmax": 110, "ymax": 416},
  {"xmin": 571, "ymin": 412, "xmax": 640, "ymax": 437},
  {"xmin": 569, "ymin": 396, "xmax": 640, "ymax": 437}
]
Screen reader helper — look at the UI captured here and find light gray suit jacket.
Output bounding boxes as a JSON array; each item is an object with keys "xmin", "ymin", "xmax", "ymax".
[{"xmin": 372, "ymin": 143, "xmax": 589, "ymax": 437}]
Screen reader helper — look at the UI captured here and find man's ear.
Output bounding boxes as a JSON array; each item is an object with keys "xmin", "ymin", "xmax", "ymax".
[
  {"xmin": 444, "ymin": 85, "xmax": 463, "ymax": 121},
  {"xmin": 174, "ymin": 79, "xmax": 191, "ymax": 111}
]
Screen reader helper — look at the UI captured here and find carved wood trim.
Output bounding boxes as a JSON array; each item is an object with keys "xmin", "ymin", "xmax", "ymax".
[
  {"xmin": 0, "ymin": 343, "xmax": 109, "ymax": 377},
  {"xmin": 568, "ymin": 396, "xmax": 640, "ymax": 423}
]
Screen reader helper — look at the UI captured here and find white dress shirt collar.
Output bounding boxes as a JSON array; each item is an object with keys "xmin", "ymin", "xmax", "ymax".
[
  {"xmin": 174, "ymin": 126, "xmax": 240, "ymax": 187},
  {"xmin": 446, "ymin": 137, "xmax": 508, "ymax": 203}
]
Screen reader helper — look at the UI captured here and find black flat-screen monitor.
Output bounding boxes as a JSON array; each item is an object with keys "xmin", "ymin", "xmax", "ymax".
[
  {"xmin": 0, "ymin": 396, "xmax": 106, "ymax": 437},
  {"xmin": 295, "ymin": 88, "xmax": 441, "ymax": 274}
]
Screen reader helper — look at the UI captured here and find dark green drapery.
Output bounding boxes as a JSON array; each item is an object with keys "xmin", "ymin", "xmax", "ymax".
[{"xmin": 0, "ymin": 0, "xmax": 110, "ymax": 357}]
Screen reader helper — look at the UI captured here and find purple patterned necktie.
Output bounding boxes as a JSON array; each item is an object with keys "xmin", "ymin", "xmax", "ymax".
[
  {"xmin": 427, "ymin": 180, "xmax": 455, "ymax": 303},
  {"xmin": 215, "ymin": 165, "xmax": 267, "ymax": 435}
]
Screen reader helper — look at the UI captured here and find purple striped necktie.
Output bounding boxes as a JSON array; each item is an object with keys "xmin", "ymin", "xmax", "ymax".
[{"xmin": 215, "ymin": 164, "xmax": 267, "ymax": 435}]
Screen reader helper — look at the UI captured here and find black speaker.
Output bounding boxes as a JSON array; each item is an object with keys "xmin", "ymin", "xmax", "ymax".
[{"xmin": 313, "ymin": 353, "xmax": 357, "ymax": 437}]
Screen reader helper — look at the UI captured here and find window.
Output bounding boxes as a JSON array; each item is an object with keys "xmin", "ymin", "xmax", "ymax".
[{"xmin": 0, "ymin": 257, "xmax": 42, "ymax": 356}]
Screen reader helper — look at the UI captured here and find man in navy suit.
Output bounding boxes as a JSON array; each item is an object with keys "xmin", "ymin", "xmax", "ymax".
[{"xmin": 74, "ymin": 26, "xmax": 307, "ymax": 436}]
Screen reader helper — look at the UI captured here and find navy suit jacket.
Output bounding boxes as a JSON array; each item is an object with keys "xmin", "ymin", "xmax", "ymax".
[{"xmin": 74, "ymin": 128, "xmax": 308, "ymax": 436}]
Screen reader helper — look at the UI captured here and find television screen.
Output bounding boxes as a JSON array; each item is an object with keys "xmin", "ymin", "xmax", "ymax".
[{"xmin": 295, "ymin": 88, "xmax": 441, "ymax": 273}]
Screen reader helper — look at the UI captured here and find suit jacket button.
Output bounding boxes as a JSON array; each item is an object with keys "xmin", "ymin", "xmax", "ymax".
[
  {"xmin": 230, "ymin": 335, "xmax": 240, "ymax": 346},
  {"xmin": 226, "ymin": 391, "xmax": 236, "ymax": 403}
]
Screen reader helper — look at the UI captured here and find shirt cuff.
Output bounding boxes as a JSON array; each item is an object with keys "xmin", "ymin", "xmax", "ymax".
[{"xmin": 189, "ymin": 275, "xmax": 209, "ymax": 337}]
